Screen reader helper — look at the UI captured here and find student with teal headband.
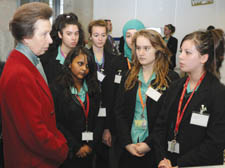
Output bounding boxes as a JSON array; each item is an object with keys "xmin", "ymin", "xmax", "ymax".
[
  {"xmin": 114, "ymin": 29, "xmax": 179, "ymax": 168},
  {"xmin": 104, "ymin": 19, "xmax": 145, "ymax": 168},
  {"xmin": 123, "ymin": 19, "xmax": 145, "ymax": 64}
]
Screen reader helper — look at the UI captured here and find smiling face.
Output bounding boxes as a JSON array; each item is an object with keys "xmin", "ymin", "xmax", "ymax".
[
  {"xmin": 59, "ymin": 24, "xmax": 79, "ymax": 50},
  {"xmin": 136, "ymin": 35, "xmax": 156, "ymax": 68},
  {"xmin": 91, "ymin": 26, "xmax": 107, "ymax": 49},
  {"xmin": 70, "ymin": 53, "xmax": 89, "ymax": 81},
  {"xmin": 24, "ymin": 19, "xmax": 52, "ymax": 56},
  {"xmin": 179, "ymin": 39, "xmax": 208, "ymax": 74}
]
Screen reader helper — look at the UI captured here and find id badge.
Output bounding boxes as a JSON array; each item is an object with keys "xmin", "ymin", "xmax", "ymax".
[
  {"xmin": 134, "ymin": 119, "xmax": 147, "ymax": 129},
  {"xmin": 98, "ymin": 107, "xmax": 106, "ymax": 117},
  {"xmin": 82, "ymin": 131, "xmax": 93, "ymax": 141},
  {"xmin": 145, "ymin": 87, "xmax": 162, "ymax": 102},
  {"xmin": 190, "ymin": 112, "xmax": 209, "ymax": 127},
  {"xmin": 97, "ymin": 71, "xmax": 105, "ymax": 82},
  {"xmin": 114, "ymin": 74, "xmax": 122, "ymax": 84},
  {"xmin": 168, "ymin": 140, "xmax": 179, "ymax": 154}
]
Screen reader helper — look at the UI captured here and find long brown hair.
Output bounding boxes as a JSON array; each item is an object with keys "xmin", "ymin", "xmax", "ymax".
[{"xmin": 125, "ymin": 29, "xmax": 171, "ymax": 90}]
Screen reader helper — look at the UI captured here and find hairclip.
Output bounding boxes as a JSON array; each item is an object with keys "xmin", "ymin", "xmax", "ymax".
[{"xmin": 66, "ymin": 15, "xmax": 70, "ymax": 19}]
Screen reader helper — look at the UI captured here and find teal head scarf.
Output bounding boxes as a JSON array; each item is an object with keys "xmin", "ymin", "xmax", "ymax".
[{"xmin": 122, "ymin": 19, "xmax": 145, "ymax": 62}]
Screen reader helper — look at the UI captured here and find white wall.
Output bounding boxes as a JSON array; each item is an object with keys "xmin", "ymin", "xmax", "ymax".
[
  {"xmin": 0, "ymin": 0, "xmax": 17, "ymax": 61},
  {"xmin": 94, "ymin": 0, "xmax": 225, "ymax": 39},
  {"xmin": 93, "ymin": 0, "xmax": 225, "ymax": 82}
]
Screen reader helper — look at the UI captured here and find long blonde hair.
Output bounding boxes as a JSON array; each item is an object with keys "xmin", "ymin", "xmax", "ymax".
[{"xmin": 125, "ymin": 29, "xmax": 171, "ymax": 90}]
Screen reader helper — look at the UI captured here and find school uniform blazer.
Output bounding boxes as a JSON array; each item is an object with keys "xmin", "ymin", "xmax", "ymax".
[
  {"xmin": 41, "ymin": 46, "xmax": 63, "ymax": 85},
  {"xmin": 164, "ymin": 36, "xmax": 178, "ymax": 70},
  {"xmin": 50, "ymin": 83, "xmax": 103, "ymax": 155},
  {"xmin": 115, "ymin": 70, "xmax": 179, "ymax": 148},
  {"xmin": 89, "ymin": 48, "xmax": 114, "ymax": 129},
  {"xmin": 153, "ymin": 72, "xmax": 225, "ymax": 167},
  {"xmin": 0, "ymin": 50, "xmax": 69, "ymax": 168}
]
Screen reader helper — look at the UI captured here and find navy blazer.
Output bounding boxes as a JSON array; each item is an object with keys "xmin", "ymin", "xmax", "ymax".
[{"xmin": 153, "ymin": 72, "xmax": 225, "ymax": 167}]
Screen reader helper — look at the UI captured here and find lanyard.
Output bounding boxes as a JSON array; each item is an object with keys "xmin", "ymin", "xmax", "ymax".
[
  {"xmin": 76, "ymin": 93, "xmax": 90, "ymax": 121},
  {"xmin": 127, "ymin": 58, "xmax": 131, "ymax": 70},
  {"xmin": 174, "ymin": 72, "xmax": 206, "ymax": 137},
  {"xmin": 60, "ymin": 47, "xmax": 66, "ymax": 58},
  {"xmin": 96, "ymin": 54, "xmax": 105, "ymax": 72},
  {"xmin": 138, "ymin": 82, "xmax": 147, "ymax": 113}
]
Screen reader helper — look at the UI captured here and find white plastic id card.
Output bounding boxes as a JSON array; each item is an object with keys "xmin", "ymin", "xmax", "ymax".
[
  {"xmin": 168, "ymin": 140, "xmax": 180, "ymax": 154},
  {"xmin": 82, "ymin": 131, "xmax": 93, "ymax": 141},
  {"xmin": 114, "ymin": 74, "xmax": 122, "ymax": 84},
  {"xmin": 190, "ymin": 112, "xmax": 209, "ymax": 127},
  {"xmin": 97, "ymin": 71, "xmax": 105, "ymax": 82},
  {"xmin": 98, "ymin": 107, "xmax": 106, "ymax": 117},
  {"xmin": 145, "ymin": 87, "xmax": 162, "ymax": 102}
]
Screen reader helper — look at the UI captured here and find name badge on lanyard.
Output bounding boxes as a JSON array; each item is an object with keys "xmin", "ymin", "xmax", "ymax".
[
  {"xmin": 190, "ymin": 104, "xmax": 209, "ymax": 127},
  {"xmin": 145, "ymin": 87, "xmax": 162, "ymax": 102},
  {"xmin": 82, "ymin": 131, "xmax": 93, "ymax": 141},
  {"xmin": 114, "ymin": 70, "xmax": 122, "ymax": 84},
  {"xmin": 98, "ymin": 107, "xmax": 106, "ymax": 117},
  {"xmin": 97, "ymin": 71, "xmax": 105, "ymax": 82},
  {"xmin": 168, "ymin": 140, "xmax": 180, "ymax": 154},
  {"xmin": 134, "ymin": 119, "xmax": 147, "ymax": 129}
]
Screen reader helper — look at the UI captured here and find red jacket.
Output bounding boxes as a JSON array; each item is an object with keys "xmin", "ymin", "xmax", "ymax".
[{"xmin": 0, "ymin": 50, "xmax": 69, "ymax": 168}]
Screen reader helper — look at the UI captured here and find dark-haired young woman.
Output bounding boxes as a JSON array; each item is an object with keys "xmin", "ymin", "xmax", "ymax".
[
  {"xmin": 157, "ymin": 29, "xmax": 225, "ymax": 168},
  {"xmin": 50, "ymin": 46, "xmax": 103, "ymax": 168},
  {"xmin": 41, "ymin": 12, "xmax": 85, "ymax": 84}
]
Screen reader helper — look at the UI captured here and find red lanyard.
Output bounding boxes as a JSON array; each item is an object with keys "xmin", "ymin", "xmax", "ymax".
[
  {"xmin": 127, "ymin": 58, "xmax": 131, "ymax": 70},
  {"xmin": 138, "ymin": 82, "xmax": 147, "ymax": 112},
  {"xmin": 175, "ymin": 72, "xmax": 206, "ymax": 136},
  {"xmin": 76, "ymin": 93, "xmax": 90, "ymax": 120}
]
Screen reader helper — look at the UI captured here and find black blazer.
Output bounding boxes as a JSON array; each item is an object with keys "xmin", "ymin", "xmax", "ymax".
[
  {"xmin": 105, "ymin": 55, "xmax": 130, "ymax": 134},
  {"xmin": 50, "ymin": 83, "xmax": 103, "ymax": 155},
  {"xmin": 115, "ymin": 70, "xmax": 179, "ymax": 148},
  {"xmin": 104, "ymin": 35, "xmax": 119, "ymax": 56},
  {"xmin": 164, "ymin": 36, "xmax": 178, "ymax": 70},
  {"xmin": 153, "ymin": 72, "xmax": 225, "ymax": 167},
  {"xmin": 89, "ymin": 48, "xmax": 114, "ymax": 129},
  {"xmin": 41, "ymin": 46, "xmax": 63, "ymax": 85}
]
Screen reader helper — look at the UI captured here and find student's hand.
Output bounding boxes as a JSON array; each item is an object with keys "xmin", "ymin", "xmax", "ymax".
[
  {"xmin": 125, "ymin": 144, "xmax": 144, "ymax": 157},
  {"xmin": 76, "ymin": 145, "xmax": 92, "ymax": 158},
  {"xmin": 102, "ymin": 129, "xmax": 112, "ymax": 147},
  {"xmin": 136, "ymin": 142, "xmax": 151, "ymax": 154},
  {"xmin": 158, "ymin": 158, "xmax": 172, "ymax": 168}
]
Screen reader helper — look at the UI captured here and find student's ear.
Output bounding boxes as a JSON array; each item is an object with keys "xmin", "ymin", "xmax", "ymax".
[
  {"xmin": 201, "ymin": 54, "xmax": 209, "ymax": 64},
  {"xmin": 69, "ymin": 64, "xmax": 71, "ymax": 69},
  {"xmin": 58, "ymin": 31, "xmax": 62, "ymax": 39}
]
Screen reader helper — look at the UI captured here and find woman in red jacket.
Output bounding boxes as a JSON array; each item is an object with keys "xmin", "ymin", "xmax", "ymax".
[{"xmin": 0, "ymin": 2, "xmax": 69, "ymax": 168}]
